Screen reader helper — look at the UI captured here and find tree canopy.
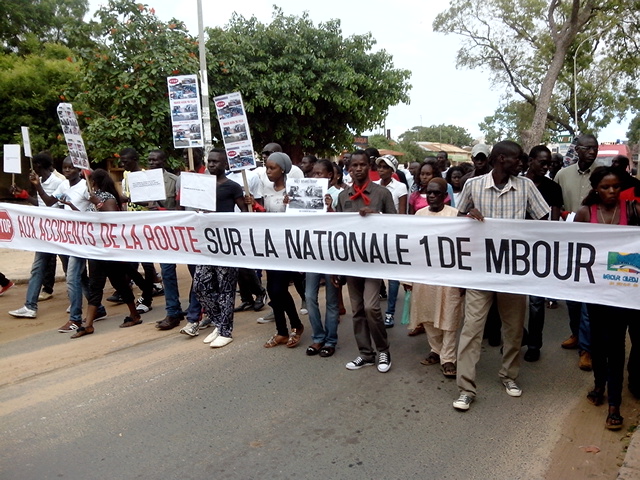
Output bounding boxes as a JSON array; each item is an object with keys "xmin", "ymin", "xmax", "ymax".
[
  {"xmin": 434, "ymin": 0, "xmax": 640, "ymax": 151},
  {"xmin": 205, "ymin": 9, "xmax": 411, "ymax": 160}
]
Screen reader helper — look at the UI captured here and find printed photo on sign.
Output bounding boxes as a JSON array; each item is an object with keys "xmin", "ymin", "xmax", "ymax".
[
  {"xmin": 227, "ymin": 143, "xmax": 256, "ymax": 171},
  {"xmin": 179, "ymin": 172, "xmax": 217, "ymax": 212},
  {"xmin": 128, "ymin": 169, "xmax": 167, "ymax": 203},
  {"xmin": 286, "ymin": 178, "xmax": 328, "ymax": 213},
  {"xmin": 56, "ymin": 102, "xmax": 90, "ymax": 170},
  {"xmin": 167, "ymin": 74, "xmax": 203, "ymax": 149}
]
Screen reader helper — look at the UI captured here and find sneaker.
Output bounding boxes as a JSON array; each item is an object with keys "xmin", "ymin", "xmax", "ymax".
[
  {"xmin": 198, "ymin": 317, "xmax": 213, "ymax": 329},
  {"xmin": 106, "ymin": 292, "xmax": 124, "ymax": 304},
  {"xmin": 8, "ymin": 305, "xmax": 37, "ymax": 318},
  {"xmin": 257, "ymin": 311, "xmax": 275, "ymax": 324},
  {"xmin": 180, "ymin": 322, "xmax": 199, "ymax": 337},
  {"xmin": 300, "ymin": 300, "xmax": 308, "ymax": 315},
  {"xmin": 58, "ymin": 320, "xmax": 81, "ymax": 333},
  {"xmin": 152, "ymin": 283, "xmax": 164, "ymax": 296},
  {"xmin": 95, "ymin": 308, "xmax": 108, "ymax": 321},
  {"xmin": 38, "ymin": 291, "xmax": 53, "ymax": 301},
  {"xmin": 345, "ymin": 356, "xmax": 375, "ymax": 370},
  {"xmin": 453, "ymin": 394, "xmax": 473, "ymax": 411},
  {"xmin": 203, "ymin": 328, "xmax": 219, "ymax": 344},
  {"xmin": 66, "ymin": 305, "xmax": 71, "ymax": 314},
  {"xmin": 135, "ymin": 298, "xmax": 152, "ymax": 314},
  {"xmin": 253, "ymin": 292, "xmax": 267, "ymax": 311},
  {"xmin": 377, "ymin": 351, "xmax": 392, "ymax": 373},
  {"xmin": 384, "ymin": 313, "xmax": 395, "ymax": 328},
  {"xmin": 0, "ymin": 281, "xmax": 14, "ymax": 296},
  {"xmin": 503, "ymin": 380, "xmax": 522, "ymax": 397}
]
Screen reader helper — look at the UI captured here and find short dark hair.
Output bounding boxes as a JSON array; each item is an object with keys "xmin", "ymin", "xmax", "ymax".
[
  {"xmin": 149, "ymin": 149, "xmax": 166, "ymax": 161},
  {"xmin": 119, "ymin": 147, "xmax": 139, "ymax": 160},
  {"xmin": 529, "ymin": 145, "xmax": 551, "ymax": 159},
  {"xmin": 576, "ymin": 134, "xmax": 598, "ymax": 146},
  {"xmin": 490, "ymin": 140, "xmax": 523, "ymax": 162},
  {"xmin": 33, "ymin": 151, "xmax": 53, "ymax": 170}
]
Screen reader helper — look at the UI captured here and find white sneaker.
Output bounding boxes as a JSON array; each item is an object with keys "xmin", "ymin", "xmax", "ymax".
[
  {"xmin": 257, "ymin": 311, "xmax": 275, "ymax": 324},
  {"xmin": 503, "ymin": 380, "xmax": 522, "ymax": 397},
  {"xmin": 377, "ymin": 351, "xmax": 392, "ymax": 373},
  {"xmin": 135, "ymin": 298, "xmax": 152, "ymax": 314},
  {"xmin": 180, "ymin": 322, "xmax": 199, "ymax": 337},
  {"xmin": 8, "ymin": 306, "xmax": 37, "ymax": 318},
  {"xmin": 38, "ymin": 291, "xmax": 53, "ymax": 301},
  {"xmin": 300, "ymin": 301, "xmax": 308, "ymax": 315},
  {"xmin": 345, "ymin": 356, "xmax": 375, "ymax": 370},
  {"xmin": 210, "ymin": 336, "xmax": 233, "ymax": 348},
  {"xmin": 453, "ymin": 394, "xmax": 473, "ymax": 411},
  {"xmin": 198, "ymin": 317, "xmax": 213, "ymax": 329},
  {"xmin": 203, "ymin": 327, "xmax": 219, "ymax": 344}
]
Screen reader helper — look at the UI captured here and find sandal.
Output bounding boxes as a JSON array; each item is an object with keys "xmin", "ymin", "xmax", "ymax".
[
  {"xmin": 442, "ymin": 362, "xmax": 457, "ymax": 378},
  {"xmin": 70, "ymin": 326, "xmax": 94, "ymax": 339},
  {"xmin": 120, "ymin": 316, "xmax": 143, "ymax": 328},
  {"xmin": 264, "ymin": 334, "xmax": 288, "ymax": 348},
  {"xmin": 420, "ymin": 352, "xmax": 440, "ymax": 366},
  {"xmin": 306, "ymin": 343, "xmax": 324, "ymax": 356},
  {"xmin": 286, "ymin": 327, "xmax": 304, "ymax": 348},
  {"xmin": 319, "ymin": 346, "xmax": 336, "ymax": 358},
  {"xmin": 408, "ymin": 324, "xmax": 425, "ymax": 336},
  {"xmin": 605, "ymin": 409, "xmax": 624, "ymax": 430},
  {"xmin": 587, "ymin": 387, "xmax": 605, "ymax": 406}
]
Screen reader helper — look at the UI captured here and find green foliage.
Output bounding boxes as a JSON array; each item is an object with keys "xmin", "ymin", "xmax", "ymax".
[
  {"xmin": 74, "ymin": 0, "xmax": 200, "ymax": 166},
  {"xmin": 627, "ymin": 114, "xmax": 640, "ymax": 146},
  {"xmin": 398, "ymin": 125, "xmax": 473, "ymax": 147},
  {"xmin": 0, "ymin": 44, "xmax": 82, "ymax": 159},
  {"xmin": 0, "ymin": 0, "xmax": 89, "ymax": 55},
  {"xmin": 434, "ymin": 0, "xmax": 640, "ymax": 143},
  {"xmin": 367, "ymin": 134, "xmax": 395, "ymax": 151},
  {"xmin": 205, "ymin": 8, "xmax": 411, "ymax": 158}
]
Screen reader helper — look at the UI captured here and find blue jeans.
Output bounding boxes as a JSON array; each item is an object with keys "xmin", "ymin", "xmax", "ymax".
[
  {"xmin": 161, "ymin": 263, "xmax": 182, "ymax": 317},
  {"xmin": 385, "ymin": 280, "xmax": 400, "ymax": 316},
  {"xmin": 25, "ymin": 252, "xmax": 54, "ymax": 310},
  {"xmin": 567, "ymin": 300, "xmax": 590, "ymax": 352},
  {"xmin": 305, "ymin": 273, "xmax": 339, "ymax": 347},
  {"xmin": 67, "ymin": 256, "xmax": 88, "ymax": 323}
]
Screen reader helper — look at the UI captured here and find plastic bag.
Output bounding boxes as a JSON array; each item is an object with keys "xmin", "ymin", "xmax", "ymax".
[{"xmin": 401, "ymin": 289, "xmax": 411, "ymax": 325}]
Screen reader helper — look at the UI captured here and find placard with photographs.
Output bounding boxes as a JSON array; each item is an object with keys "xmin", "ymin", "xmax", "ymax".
[
  {"xmin": 56, "ymin": 103, "xmax": 90, "ymax": 169},
  {"xmin": 167, "ymin": 74, "xmax": 204, "ymax": 148},
  {"xmin": 285, "ymin": 178, "xmax": 329, "ymax": 213},
  {"xmin": 213, "ymin": 92, "xmax": 256, "ymax": 171}
]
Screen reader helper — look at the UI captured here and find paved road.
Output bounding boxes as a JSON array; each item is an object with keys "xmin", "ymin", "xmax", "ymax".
[{"xmin": 3, "ymin": 273, "xmax": 634, "ymax": 480}]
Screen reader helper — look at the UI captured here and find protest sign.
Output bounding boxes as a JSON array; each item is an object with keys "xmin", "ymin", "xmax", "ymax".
[
  {"xmin": 167, "ymin": 74, "xmax": 203, "ymax": 148},
  {"xmin": 213, "ymin": 92, "xmax": 256, "ymax": 171},
  {"xmin": 128, "ymin": 169, "xmax": 166, "ymax": 203},
  {"xmin": 3, "ymin": 145, "xmax": 21, "ymax": 174},
  {"xmin": 0, "ymin": 203, "xmax": 637, "ymax": 310},
  {"xmin": 179, "ymin": 172, "xmax": 217, "ymax": 211},
  {"xmin": 56, "ymin": 103, "xmax": 90, "ymax": 169},
  {"xmin": 21, "ymin": 127, "xmax": 32, "ymax": 158},
  {"xmin": 286, "ymin": 178, "xmax": 328, "ymax": 213}
]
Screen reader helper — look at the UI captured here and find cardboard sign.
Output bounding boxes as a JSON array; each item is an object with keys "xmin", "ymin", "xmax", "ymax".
[
  {"xmin": 213, "ymin": 92, "xmax": 256, "ymax": 171},
  {"xmin": 179, "ymin": 172, "xmax": 217, "ymax": 211},
  {"xmin": 56, "ymin": 103, "xmax": 90, "ymax": 169},
  {"xmin": 3, "ymin": 144, "xmax": 21, "ymax": 174},
  {"xmin": 167, "ymin": 74, "xmax": 204, "ymax": 148},
  {"xmin": 21, "ymin": 127, "xmax": 32, "ymax": 158},
  {"xmin": 128, "ymin": 169, "xmax": 167, "ymax": 203},
  {"xmin": 286, "ymin": 178, "xmax": 328, "ymax": 213}
]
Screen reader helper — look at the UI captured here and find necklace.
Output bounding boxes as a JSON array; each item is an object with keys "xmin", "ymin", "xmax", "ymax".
[{"xmin": 598, "ymin": 203, "xmax": 618, "ymax": 224}]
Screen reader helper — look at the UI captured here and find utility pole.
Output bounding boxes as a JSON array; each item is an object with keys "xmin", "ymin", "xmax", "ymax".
[{"xmin": 197, "ymin": 0, "xmax": 213, "ymax": 152}]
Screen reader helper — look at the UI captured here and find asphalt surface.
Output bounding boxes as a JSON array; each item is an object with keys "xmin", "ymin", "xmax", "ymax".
[{"xmin": 0, "ymin": 247, "xmax": 638, "ymax": 479}]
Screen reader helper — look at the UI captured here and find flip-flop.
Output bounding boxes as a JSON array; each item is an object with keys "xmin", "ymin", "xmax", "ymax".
[
  {"xmin": 319, "ymin": 346, "xmax": 335, "ymax": 358},
  {"xmin": 605, "ymin": 412, "xmax": 624, "ymax": 430},
  {"xmin": 264, "ymin": 334, "xmax": 288, "ymax": 348},
  {"xmin": 587, "ymin": 388, "xmax": 605, "ymax": 406},
  {"xmin": 420, "ymin": 352, "xmax": 440, "ymax": 366},
  {"xmin": 120, "ymin": 317, "xmax": 143, "ymax": 328},
  {"xmin": 286, "ymin": 327, "xmax": 304, "ymax": 348},
  {"xmin": 442, "ymin": 362, "xmax": 457, "ymax": 378},
  {"xmin": 306, "ymin": 343, "xmax": 324, "ymax": 356}
]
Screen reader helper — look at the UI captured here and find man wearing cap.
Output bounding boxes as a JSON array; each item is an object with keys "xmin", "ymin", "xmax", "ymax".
[
  {"xmin": 460, "ymin": 144, "xmax": 492, "ymax": 188},
  {"xmin": 333, "ymin": 150, "xmax": 397, "ymax": 373},
  {"xmin": 374, "ymin": 154, "xmax": 408, "ymax": 328}
]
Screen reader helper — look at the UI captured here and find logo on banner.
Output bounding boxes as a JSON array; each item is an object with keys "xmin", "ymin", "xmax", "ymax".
[
  {"xmin": 604, "ymin": 251, "xmax": 640, "ymax": 286},
  {"xmin": 0, "ymin": 210, "xmax": 15, "ymax": 241}
]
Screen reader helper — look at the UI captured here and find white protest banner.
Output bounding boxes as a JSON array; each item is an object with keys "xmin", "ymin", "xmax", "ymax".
[
  {"xmin": 167, "ymin": 74, "xmax": 203, "ymax": 148},
  {"xmin": 286, "ymin": 178, "xmax": 328, "ymax": 213},
  {"xmin": 0, "ymin": 203, "xmax": 637, "ymax": 309},
  {"xmin": 3, "ymin": 145, "xmax": 21, "ymax": 174},
  {"xmin": 21, "ymin": 127, "xmax": 32, "ymax": 158},
  {"xmin": 56, "ymin": 103, "xmax": 90, "ymax": 169},
  {"xmin": 213, "ymin": 92, "xmax": 256, "ymax": 171},
  {"xmin": 128, "ymin": 169, "xmax": 167, "ymax": 203},
  {"xmin": 179, "ymin": 172, "xmax": 217, "ymax": 211}
]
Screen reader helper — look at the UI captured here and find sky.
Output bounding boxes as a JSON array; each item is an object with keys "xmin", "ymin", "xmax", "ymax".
[{"xmin": 87, "ymin": 0, "xmax": 630, "ymax": 144}]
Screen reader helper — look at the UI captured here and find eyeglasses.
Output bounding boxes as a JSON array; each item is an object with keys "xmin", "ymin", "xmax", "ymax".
[{"xmin": 576, "ymin": 145, "xmax": 598, "ymax": 152}]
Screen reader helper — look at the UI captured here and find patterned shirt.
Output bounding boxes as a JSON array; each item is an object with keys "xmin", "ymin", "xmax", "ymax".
[{"xmin": 456, "ymin": 173, "xmax": 549, "ymax": 220}]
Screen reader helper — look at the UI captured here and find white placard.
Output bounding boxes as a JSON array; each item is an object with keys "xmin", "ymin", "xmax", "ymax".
[
  {"xmin": 179, "ymin": 172, "xmax": 217, "ymax": 211},
  {"xmin": 3, "ymin": 144, "xmax": 21, "ymax": 174},
  {"xmin": 286, "ymin": 178, "xmax": 328, "ymax": 213},
  {"xmin": 128, "ymin": 169, "xmax": 167, "ymax": 203},
  {"xmin": 213, "ymin": 92, "xmax": 256, "ymax": 171},
  {"xmin": 21, "ymin": 127, "xmax": 32, "ymax": 158}
]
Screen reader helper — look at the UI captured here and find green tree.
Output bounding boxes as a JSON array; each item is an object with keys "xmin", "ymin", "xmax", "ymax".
[
  {"xmin": 398, "ymin": 125, "xmax": 473, "ymax": 147},
  {"xmin": 434, "ymin": 0, "xmax": 640, "ymax": 151},
  {"xmin": 0, "ymin": 0, "xmax": 89, "ymax": 54},
  {"xmin": 205, "ymin": 9, "xmax": 411, "ymax": 160},
  {"xmin": 0, "ymin": 43, "xmax": 82, "ymax": 158},
  {"xmin": 74, "ymin": 0, "xmax": 200, "ymax": 165},
  {"xmin": 627, "ymin": 114, "xmax": 640, "ymax": 146}
]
